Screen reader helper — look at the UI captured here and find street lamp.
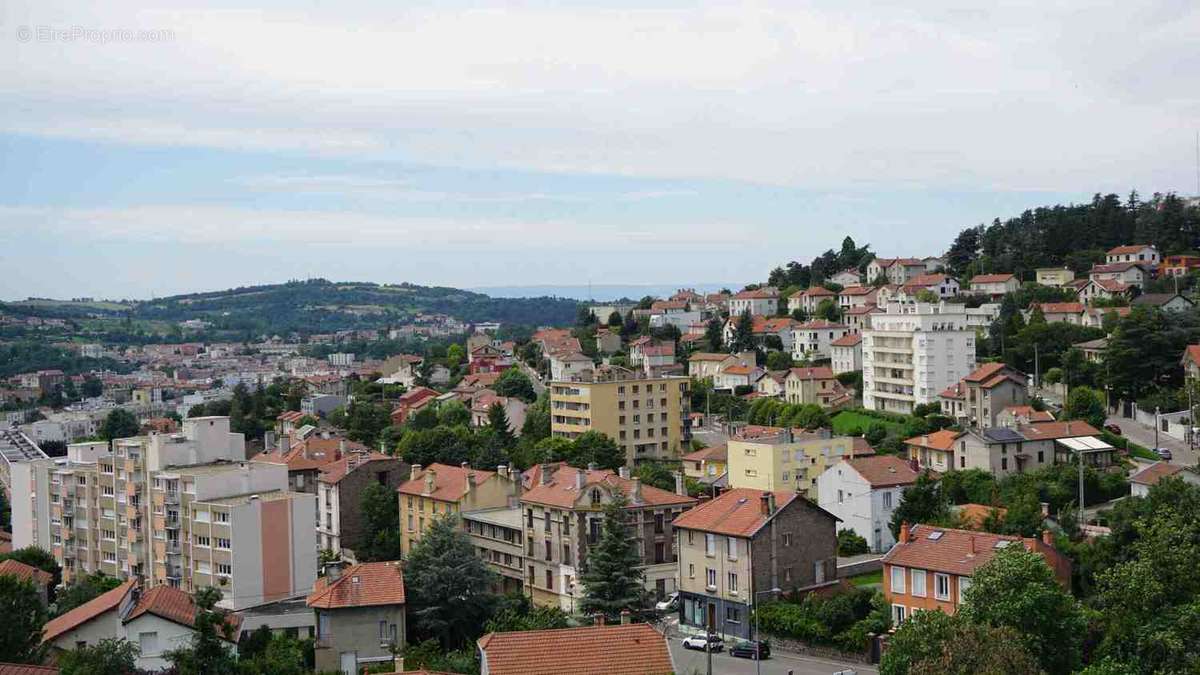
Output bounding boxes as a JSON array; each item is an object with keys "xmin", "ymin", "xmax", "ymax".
[{"xmin": 753, "ymin": 586, "xmax": 782, "ymax": 675}]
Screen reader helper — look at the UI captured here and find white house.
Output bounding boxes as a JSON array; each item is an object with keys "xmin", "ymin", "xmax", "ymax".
[
  {"xmin": 1129, "ymin": 462, "xmax": 1200, "ymax": 498},
  {"xmin": 548, "ymin": 351, "xmax": 594, "ymax": 381},
  {"xmin": 1089, "ymin": 262, "xmax": 1149, "ymax": 287},
  {"xmin": 902, "ymin": 273, "xmax": 960, "ymax": 299},
  {"xmin": 831, "ymin": 269, "xmax": 863, "ymax": 286},
  {"xmin": 836, "ymin": 286, "xmax": 878, "ymax": 310},
  {"xmin": 787, "ymin": 287, "xmax": 837, "ymax": 315},
  {"xmin": 830, "ymin": 334, "xmax": 863, "ymax": 375},
  {"xmin": 792, "ymin": 321, "xmax": 851, "ymax": 361},
  {"xmin": 729, "ymin": 288, "xmax": 779, "ymax": 317},
  {"xmin": 866, "ymin": 258, "xmax": 927, "ymax": 285},
  {"xmin": 968, "ymin": 273, "xmax": 1020, "ymax": 298},
  {"xmin": 43, "ymin": 582, "xmax": 241, "ymax": 672},
  {"xmin": 817, "ymin": 455, "xmax": 920, "ymax": 552},
  {"xmin": 1078, "ymin": 278, "xmax": 1132, "ymax": 303},
  {"xmin": 713, "ymin": 364, "xmax": 764, "ymax": 391},
  {"xmin": 1106, "ymin": 244, "xmax": 1159, "ymax": 265}
]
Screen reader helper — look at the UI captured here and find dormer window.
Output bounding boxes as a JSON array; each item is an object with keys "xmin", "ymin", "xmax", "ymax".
[{"xmin": 590, "ymin": 489, "xmax": 601, "ymax": 506}]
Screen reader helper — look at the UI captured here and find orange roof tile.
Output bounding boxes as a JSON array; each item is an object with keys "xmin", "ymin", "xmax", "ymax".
[
  {"xmin": 905, "ymin": 429, "xmax": 961, "ymax": 451},
  {"xmin": 681, "ymin": 444, "xmax": 727, "ymax": 463},
  {"xmin": 1107, "ymin": 244, "xmax": 1153, "ymax": 255},
  {"xmin": 672, "ymin": 488, "xmax": 811, "ymax": 537},
  {"xmin": 1129, "ymin": 461, "xmax": 1184, "ymax": 486},
  {"xmin": 688, "ymin": 352, "xmax": 732, "ymax": 362},
  {"xmin": 521, "ymin": 468, "xmax": 695, "ymax": 510},
  {"xmin": 830, "ymin": 334, "xmax": 862, "ymax": 347},
  {"xmin": 477, "ymin": 623, "xmax": 673, "ymax": 675},
  {"xmin": 0, "ymin": 664, "xmax": 59, "ymax": 675},
  {"xmin": 398, "ymin": 463, "xmax": 496, "ymax": 501},
  {"xmin": 787, "ymin": 366, "xmax": 836, "ymax": 380},
  {"xmin": 124, "ymin": 586, "xmax": 241, "ymax": 640},
  {"xmin": 957, "ymin": 503, "xmax": 1008, "ymax": 529},
  {"xmin": 1017, "ymin": 420, "xmax": 1100, "ymax": 440},
  {"xmin": 844, "ymin": 455, "xmax": 920, "ymax": 488},
  {"xmin": 0, "ymin": 560, "xmax": 52, "ymax": 587},
  {"xmin": 1185, "ymin": 345, "xmax": 1200, "ymax": 369},
  {"xmin": 1035, "ymin": 302, "xmax": 1086, "ymax": 315},
  {"xmin": 962, "ymin": 362, "xmax": 1009, "ymax": 383},
  {"xmin": 970, "ymin": 273, "xmax": 1016, "ymax": 284},
  {"xmin": 883, "ymin": 523, "xmax": 1066, "ymax": 578},
  {"xmin": 43, "ymin": 580, "xmax": 135, "ymax": 643},
  {"xmin": 318, "ymin": 453, "xmax": 394, "ymax": 484},
  {"xmin": 1001, "ymin": 405, "xmax": 1055, "ymax": 422},
  {"xmin": 307, "ymin": 561, "xmax": 405, "ymax": 609}
]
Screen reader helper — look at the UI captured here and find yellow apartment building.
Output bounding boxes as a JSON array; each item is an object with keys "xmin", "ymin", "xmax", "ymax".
[
  {"xmin": 549, "ymin": 367, "xmax": 690, "ymax": 466},
  {"xmin": 397, "ymin": 462, "xmax": 518, "ymax": 555},
  {"xmin": 726, "ymin": 427, "xmax": 859, "ymax": 499}
]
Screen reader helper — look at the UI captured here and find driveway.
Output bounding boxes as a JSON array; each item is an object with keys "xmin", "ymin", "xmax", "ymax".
[
  {"xmin": 669, "ymin": 638, "xmax": 874, "ymax": 675},
  {"xmin": 1106, "ymin": 414, "xmax": 1196, "ymax": 466}
]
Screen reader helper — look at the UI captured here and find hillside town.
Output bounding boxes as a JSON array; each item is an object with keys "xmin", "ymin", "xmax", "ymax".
[{"xmin": 2, "ymin": 221, "xmax": 1200, "ymax": 675}]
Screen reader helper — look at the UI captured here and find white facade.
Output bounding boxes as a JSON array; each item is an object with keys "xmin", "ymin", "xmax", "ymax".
[
  {"xmin": 791, "ymin": 323, "xmax": 851, "ymax": 361},
  {"xmin": 830, "ymin": 340, "xmax": 863, "ymax": 375},
  {"xmin": 816, "ymin": 461, "xmax": 907, "ymax": 552},
  {"xmin": 861, "ymin": 303, "xmax": 977, "ymax": 415},
  {"xmin": 729, "ymin": 295, "xmax": 777, "ymax": 317}
]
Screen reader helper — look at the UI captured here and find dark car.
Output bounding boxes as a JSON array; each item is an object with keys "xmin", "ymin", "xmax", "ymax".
[
  {"xmin": 1104, "ymin": 423, "xmax": 1122, "ymax": 436},
  {"xmin": 729, "ymin": 640, "xmax": 770, "ymax": 659}
]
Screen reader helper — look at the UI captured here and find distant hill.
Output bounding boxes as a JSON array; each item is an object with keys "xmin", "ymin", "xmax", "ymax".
[
  {"xmin": 4, "ymin": 279, "xmax": 581, "ymax": 333},
  {"xmin": 472, "ymin": 283, "xmax": 738, "ymax": 301}
]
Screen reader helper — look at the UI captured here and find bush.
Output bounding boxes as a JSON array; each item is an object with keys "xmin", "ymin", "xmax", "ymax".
[
  {"xmin": 756, "ymin": 588, "xmax": 882, "ymax": 650},
  {"xmin": 837, "ymin": 529, "xmax": 871, "ymax": 556}
]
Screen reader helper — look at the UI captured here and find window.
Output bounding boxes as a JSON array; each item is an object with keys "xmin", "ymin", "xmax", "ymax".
[
  {"xmin": 727, "ymin": 572, "xmax": 738, "ymax": 594},
  {"xmin": 545, "ymin": 570, "xmax": 553, "ymax": 590},
  {"xmin": 706, "ymin": 568, "xmax": 717, "ymax": 588},
  {"xmin": 590, "ymin": 489, "xmax": 601, "ymax": 506},
  {"xmin": 837, "ymin": 489, "xmax": 843, "ymax": 504},
  {"xmin": 194, "ymin": 535, "xmax": 210, "ymax": 547},
  {"xmin": 934, "ymin": 573, "xmax": 951, "ymax": 601},
  {"xmin": 1001, "ymin": 457, "xmax": 1008, "ymax": 471},
  {"xmin": 654, "ymin": 513, "xmax": 665, "ymax": 534},
  {"xmin": 726, "ymin": 538, "xmax": 738, "ymax": 561},
  {"xmin": 544, "ymin": 540, "xmax": 552, "ymax": 561},
  {"xmin": 958, "ymin": 576, "xmax": 971, "ymax": 603},
  {"xmin": 883, "ymin": 491, "xmax": 893, "ymax": 509},
  {"xmin": 910, "ymin": 569, "xmax": 926, "ymax": 597},
  {"xmin": 705, "ymin": 534, "xmax": 716, "ymax": 556},
  {"xmin": 1037, "ymin": 450, "xmax": 1044, "ymax": 463},
  {"xmin": 216, "ymin": 537, "xmax": 230, "ymax": 549},
  {"xmin": 688, "ymin": 563, "xmax": 695, "ymax": 578},
  {"xmin": 890, "ymin": 566, "xmax": 906, "ymax": 594},
  {"xmin": 138, "ymin": 631, "xmax": 159, "ymax": 656},
  {"xmin": 687, "ymin": 531, "xmax": 694, "ymax": 545},
  {"xmin": 784, "ymin": 566, "xmax": 793, "ymax": 582},
  {"xmin": 891, "ymin": 604, "xmax": 906, "ymax": 624},
  {"xmin": 563, "ymin": 543, "xmax": 571, "ymax": 565},
  {"xmin": 781, "ymin": 533, "xmax": 792, "ymax": 547},
  {"xmin": 725, "ymin": 606, "xmax": 741, "ymax": 624},
  {"xmin": 217, "ymin": 563, "xmax": 231, "ymax": 576}
]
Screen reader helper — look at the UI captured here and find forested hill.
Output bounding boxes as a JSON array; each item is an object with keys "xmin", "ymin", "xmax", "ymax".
[
  {"xmin": 4, "ymin": 280, "xmax": 581, "ymax": 333},
  {"xmin": 944, "ymin": 191, "xmax": 1200, "ymax": 280}
]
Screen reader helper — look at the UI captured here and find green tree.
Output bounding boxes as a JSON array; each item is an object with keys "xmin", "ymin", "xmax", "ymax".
[
  {"xmin": 880, "ymin": 605, "xmax": 957, "ymax": 675},
  {"xmin": 569, "ymin": 431, "xmax": 624, "ymax": 471},
  {"xmin": 518, "ymin": 397, "xmax": 551, "ymax": 447},
  {"xmin": 164, "ymin": 587, "xmax": 238, "ymax": 675},
  {"xmin": 959, "ymin": 545, "xmax": 1084, "ymax": 674},
  {"xmin": 607, "ymin": 311, "xmax": 623, "ymax": 328},
  {"xmin": 632, "ymin": 461, "xmax": 676, "ymax": 492},
  {"xmin": 99, "ymin": 408, "xmax": 139, "ymax": 441},
  {"xmin": 357, "ymin": 482, "xmax": 401, "ymax": 562},
  {"xmin": 484, "ymin": 594, "xmax": 571, "ymax": 633},
  {"xmin": 494, "ymin": 367, "xmax": 537, "ymax": 403},
  {"xmin": 836, "ymin": 529, "xmax": 871, "ymax": 556},
  {"xmin": 486, "ymin": 403, "xmax": 515, "ymax": 447},
  {"xmin": 580, "ymin": 491, "xmax": 645, "ymax": 621},
  {"xmin": 0, "ymin": 575, "xmax": 46, "ymax": 664},
  {"xmin": 907, "ymin": 618, "xmax": 1042, "ymax": 675},
  {"xmin": 704, "ymin": 316, "xmax": 724, "ymax": 352},
  {"xmin": 730, "ymin": 310, "xmax": 755, "ymax": 353},
  {"xmin": 815, "ymin": 298, "xmax": 843, "ymax": 322},
  {"xmin": 236, "ymin": 632, "xmax": 310, "ymax": 675},
  {"xmin": 80, "ymin": 376, "xmax": 103, "ymax": 398},
  {"xmin": 889, "ymin": 473, "xmax": 949, "ymax": 540},
  {"xmin": 764, "ymin": 350, "xmax": 793, "ymax": 371},
  {"xmin": 1064, "ymin": 385, "xmax": 1106, "ymax": 429},
  {"xmin": 446, "ymin": 344, "xmax": 465, "ymax": 370},
  {"xmin": 58, "ymin": 637, "xmax": 139, "ymax": 675},
  {"xmin": 437, "ymin": 400, "xmax": 471, "ymax": 427},
  {"xmin": 405, "ymin": 514, "xmax": 497, "ymax": 649}
]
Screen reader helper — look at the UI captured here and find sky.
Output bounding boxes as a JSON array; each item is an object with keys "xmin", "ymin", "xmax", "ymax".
[{"xmin": 2, "ymin": 1, "xmax": 1199, "ymax": 300}]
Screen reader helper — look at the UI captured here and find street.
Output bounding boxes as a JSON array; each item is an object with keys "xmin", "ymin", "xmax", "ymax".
[
  {"xmin": 1106, "ymin": 414, "xmax": 1197, "ymax": 467},
  {"xmin": 669, "ymin": 638, "xmax": 875, "ymax": 675}
]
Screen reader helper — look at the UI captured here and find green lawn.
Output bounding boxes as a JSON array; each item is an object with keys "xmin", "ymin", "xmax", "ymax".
[
  {"xmin": 831, "ymin": 410, "xmax": 903, "ymax": 436},
  {"xmin": 848, "ymin": 570, "xmax": 883, "ymax": 587}
]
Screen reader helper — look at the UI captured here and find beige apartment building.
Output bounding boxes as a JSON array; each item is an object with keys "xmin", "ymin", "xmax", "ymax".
[
  {"xmin": 15, "ymin": 417, "xmax": 316, "ymax": 610},
  {"xmin": 726, "ymin": 427, "xmax": 859, "ymax": 499},
  {"xmin": 550, "ymin": 367, "xmax": 690, "ymax": 465}
]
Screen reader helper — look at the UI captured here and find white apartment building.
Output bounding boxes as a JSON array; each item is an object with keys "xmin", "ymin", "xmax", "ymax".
[
  {"xmin": 10, "ymin": 416, "xmax": 316, "ymax": 611},
  {"xmin": 728, "ymin": 289, "xmax": 778, "ymax": 317},
  {"xmin": 861, "ymin": 303, "xmax": 977, "ymax": 415},
  {"xmin": 791, "ymin": 321, "xmax": 850, "ymax": 361}
]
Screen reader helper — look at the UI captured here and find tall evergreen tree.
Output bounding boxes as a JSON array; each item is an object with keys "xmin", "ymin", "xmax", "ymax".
[
  {"xmin": 405, "ymin": 515, "xmax": 497, "ymax": 649},
  {"xmin": 580, "ymin": 492, "xmax": 645, "ymax": 621},
  {"xmin": 357, "ymin": 482, "xmax": 401, "ymax": 562},
  {"xmin": 704, "ymin": 316, "xmax": 724, "ymax": 352},
  {"xmin": 0, "ymin": 576, "xmax": 46, "ymax": 664},
  {"xmin": 730, "ymin": 310, "xmax": 755, "ymax": 353},
  {"xmin": 486, "ymin": 402, "xmax": 514, "ymax": 446}
]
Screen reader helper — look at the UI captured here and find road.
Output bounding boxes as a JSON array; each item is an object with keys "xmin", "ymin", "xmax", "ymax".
[
  {"xmin": 1106, "ymin": 414, "xmax": 1197, "ymax": 467},
  {"xmin": 669, "ymin": 638, "xmax": 874, "ymax": 675},
  {"xmin": 518, "ymin": 360, "xmax": 546, "ymax": 397}
]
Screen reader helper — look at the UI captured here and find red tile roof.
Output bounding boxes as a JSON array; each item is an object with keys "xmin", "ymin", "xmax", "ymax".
[
  {"xmin": 905, "ymin": 429, "xmax": 961, "ymax": 451},
  {"xmin": 521, "ymin": 468, "xmax": 695, "ymax": 510},
  {"xmin": 970, "ymin": 273, "xmax": 1016, "ymax": 284},
  {"xmin": 1185, "ymin": 345, "xmax": 1200, "ymax": 369},
  {"xmin": 43, "ymin": 580, "xmax": 135, "ymax": 643},
  {"xmin": 1129, "ymin": 461, "xmax": 1184, "ymax": 486},
  {"xmin": 733, "ymin": 289, "xmax": 777, "ymax": 299},
  {"xmin": 124, "ymin": 586, "xmax": 241, "ymax": 640},
  {"xmin": 830, "ymin": 334, "xmax": 862, "ymax": 347},
  {"xmin": 844, "ymin": 455, "xmax": 920, "ymax": 488},
  {"xmin": 0, "ymin": 664, "xmax": 59, "ymax": 675},
  {"xmin": 962, "ymin": 362, "xmax": 1011, "ymax": 383},
  {"xmin": 673, "ymin": 488, "xmax": 807, "ymax": 537},
  {"xmin": 1017, "ymin": 420, "xmax": 1101, "ymax": 440},
  {"xmin": 940, "ymin": 381, "xmax": 965, "ymax": 400},
  {"xmin": 477, "ymin": 623, "xmax": 673, "ymax": 675},
  {"xmin": 795, "ymin": 320, "xmax": 847, "ymax": 330},
  {"xmin": 397, "ymin": 386, "xmax": 441, "ymax": 407},
  {"xmin": 681, "ymin": 444, "xmax": 727, "ymax": 463},
  {"xmin": 883, "ymin": 523, "xmax": 1067, "ymax": 579},
  {"xmin": 318, "ymin": 452, "xmax": 394, "ymax": 485},
  {"xmin": 1034, "ymin": 302, "xmax": 1085, "ymax": 315},
  {"xmin": 0, "ymin": 560, "xmax": 52, "ymax": 587},
  {"xmin": 688, "ymin": 352, "xmax": 732, "ymax": 362},
  {"xmin": 957, "ymin": 504, "xmax": 1007, "ymax": 529},
  {"xmin": 398, "ymin": 463, "xmax": 496, "ymax": 502},
  {"xmin": 787, "ymin": 366, "xmax": 836, "ymax": 380},
  {"xmin": 1107, "ymin": 244, "xmax": 1154, "ymax": 255},
  {"xmin": 1001, "ymin": 405, "xmax": 1055, "ymax": 422},
  {"xmin": 461, "ymin": 372, "xmax": 503, "ymax": 388},
  {"xmin": 307, "ymin": 561, "xmax": 405, "ymax": 609},
  {"xmin": 905, "ymin": 273, "xmax": 953, "ymax": 287}
]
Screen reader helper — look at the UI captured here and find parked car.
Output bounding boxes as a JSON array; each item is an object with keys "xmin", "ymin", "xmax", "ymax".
[
  {"xmin": 1155, "ymin": 447, "xmax": 1173, "ymax": 461},
  {"xmin": 681, "ymin": 635, "xmax": 723, "ymax": 652},
  {"xmin": 655, "ymin": 592, "xmax": 678, "ymax": 611},
  {"xmin": 729, "ymin": 640, "xmax": 771, "ymax": 659},
  {"xmin": 1104, "ymin": 423, "xmax": 1122, "ymax": 435}
]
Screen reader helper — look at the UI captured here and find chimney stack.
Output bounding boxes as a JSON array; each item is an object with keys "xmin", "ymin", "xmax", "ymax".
[
  {"xmin": 410, "ymin": 464, "xmax": 422, "ymax": 481},
  {"xmin": 899, "ymin": 521, "xmax": 911, "ymax": 544},
  {"xmin": 461, "ymin": 461, "xmax": 470, "ymax": 471},
  {"xmin": 618, "ymin": 466, "xmax": 630, "ymax": 479},
  {"xmin": 760, "ymin": 493, "xmax": 770, "ymax": 516},
  {"xmin": 424, "ymin": 469, "xmax": 437, "ymax": 496},
  {"xmin": 325, "ymin": 560, "xmax": 345, "ymax": 582},
  {"xmin": 620, "ymin": 609, "xmax": 631, "ymax": 625},
  {"xmin": 575, "ymin": 468, "xmax": 585, "ymax": 490},
  {"xmin": 497, "ymin": 464, "xmax": 508, "ymax": 480},
  {"xmin": 674, "ymin": 471, "xmax": 685, "ymax": 496},
  {"xmin": 968, "ymin": 535, "xmax": 976, "ymax": 555},
  {"xmin": 466, "ymin": 471, "xmax": 477, "ymax": 494},
  {"xmin": 1042, "ymin": 529, "xmax": 1054, "ymax": 547},
  {"xmin": 539, "ymin": 463, "xmax": 552, "ymax": 486},
  {"xmin": 593, "ymin": 614, "xmax": 605, "ymax": 626},
  {"xmin": 631, "ymin": 477, "xmax": 642, "ymax": 504}
]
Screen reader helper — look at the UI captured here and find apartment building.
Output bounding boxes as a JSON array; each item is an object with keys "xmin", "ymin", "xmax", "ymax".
[
  {"xmin": 882, "ymin": 523, "xmax": 1070, "ymax": 624},
  {"xmin": 725, "ymin": 426, "xmax": 860, "ymax": 499},
  {"xmin": 728, "ymin": 288, "xmax": 779, "ymax": 316},
  {"xmin": 673, "ymin": 488, "xmax": 838, "ymax": 640},
  {"xmin": 549, "ymin": 368, "xmax": 690, "ymax": 466},
  {"xmin": 791, "ymin": 321, "xmax": 850, "ymax": 361},
  {"xmin": 1105, "ymin": 243, "xmax": 1159, "ymax": 265},
  {"xmin": 12, "ymin": 417, "xmax": 317, "ymax": 610},
  {"xmin": 316, "ymin": 453, "xmax": 407, "ymax": 560},
  {"xmin": 866, "ymin": 258, "xmax": 926, "ymax": 285},
  {"xmin": 830, "ymin": 334, "xmax": 863, "ymax": 375},
  {"xmin": 783, "ymin": 367, "xmax": 847, "ymax": 407},
  {"xmin": 462, "ymin": 506, "xmax": 526, "ymax": 595},
  {"xmin": 521, "ymin": 464, "xmax": 695, "ymax": 610},
  {"xmin": 938, "ymin": 363, "xmax": 1028, "ymax": 429},
  {"xmin": 397, "ymin": 462, "xmax": 517, "ymax": 555},
  {"xmin": 862, "ymin": 303, "xmax": 977, "ymax": 415}
]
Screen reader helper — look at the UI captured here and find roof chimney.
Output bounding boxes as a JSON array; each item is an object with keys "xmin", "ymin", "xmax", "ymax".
[
  {"xmin": 631, "ymin": 477, "xmax": 643, "ymax": 504},
  {"xmin": 497, "ymin": 464, "xmax": 508, "ymax": 480},
  {"xmin": 618, "ymin": 466, "xmax": 630, "ymax": 479},
  {"xmin": 278, "ymin": 433, "xmax": 290, "ymax": 455},
  {"xmin": 424, "ymin": 469, "xmax": 437, "ymax": 496},
  {"xmin": 620, "ymin": 609, "xmax": 631, "ymax": 625},
  {"xmin": 338, "ymin": 439, "xmax": 346, "ymax": 456},
  {"xmin": 575, "ymin": 468, "xmax": 585, "ymax": 490},
  {"xmin": 899, "ymin": 521, "xmax": 911, "ymax": 544},
  {"xmin": 674, "ymin": 471, "xmax": 685, "ymax": 496},
  {"xmin": 466, "ymin": 471, "xmax": 477, "ymax": 494},
  {"xmin": 968, "ymin": 535, "xmax": 976, "ymax": 556},
  {"xmin": 1042, "ymin": 529, "xmax": 1054, "ymax": 547},
  {"xmin": 410, "ymin": 464, "xmax": 422, "ymax": 481},
  {"xmin": 325, "ymin": 560, "xmax": 345, "ymax": 582},
  {"xmin": 539, "ymin": 463, "xmax": 552, "ymax": 486},
  {"xmin": 593, "ymin": 613, "xmax": 605, "ymax": 626}
]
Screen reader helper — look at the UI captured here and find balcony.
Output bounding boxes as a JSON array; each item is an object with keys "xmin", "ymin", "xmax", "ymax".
[
  {"xmin": 165, "ymin": 540, "xmax": 181, "ymax": 555},
  {"xmin": 163, "ymin": 491, "xmax": 180, "ymax": 505},
  {"xmin": 164, "ymin": 515, "xmax": 180, "ymax": 529}
]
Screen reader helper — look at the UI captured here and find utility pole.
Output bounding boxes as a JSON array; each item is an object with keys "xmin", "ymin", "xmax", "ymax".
[
  {"xmin": 1034, "ymin": 343, "xmax": 1040, "ymax": 391},
  {"xmin": 1155, "ymin": 406, "xmax": 1161, "ymax": 453}
]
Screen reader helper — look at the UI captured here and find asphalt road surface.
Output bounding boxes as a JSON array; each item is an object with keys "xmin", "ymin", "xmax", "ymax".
[
  {"xmin": 1106, "ymin": 414, "xmax": 1196, "ymax": 466},
  {"xmin": 669, "ymin": 637, "xmax": 875, "ymax": 675}
]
